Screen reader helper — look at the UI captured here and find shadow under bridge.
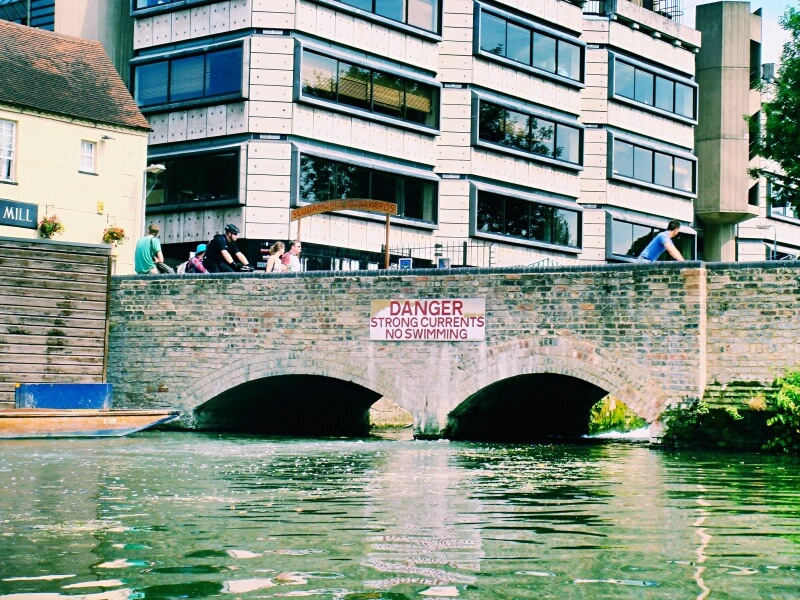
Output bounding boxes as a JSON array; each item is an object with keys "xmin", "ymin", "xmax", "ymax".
[
  {"xmin": 192, "ymin": 375, "xmax": 383, "ymax": 436},
  {"xmin": 445, "ymin": 373, "xmax": 609, "ymax": 442}
]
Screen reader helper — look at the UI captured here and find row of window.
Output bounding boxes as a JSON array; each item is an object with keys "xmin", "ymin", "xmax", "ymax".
[
  {"xmin": 612, "ymin": 58, "xmax": 696, "ymax": 120},
  {"xmin": 609, "ymin": 218, "xmax": 695, "ymax": 260},
  {"xmin": 301, "ymin": 50, "xmax": 438, "ymax": 128},
  {"xmin": 0, "ymin": 119, "xmax": 98, "ymax": 181},
  {"xmin": 478, "ymin": 9, "xmax": 582, "ymax": 82},
  {"xmin": 477, "ymin": 99, "xmax": 581, "ymax": 165},
  {"xmin": 134, "ymin": 46, "xmax": 243, "ymax": 108},
  {"xmin": 611, "ymin": 138, "xmax": 694, "ymax": 193}
]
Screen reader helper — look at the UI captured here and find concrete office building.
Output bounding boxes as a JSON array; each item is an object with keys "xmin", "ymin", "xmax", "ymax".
[
  {"xmin": 695, "ymin": 0, "xmax": 799, "ymax": 262},
  {"xmin": 129, "ymin": 0, "xmax": 701, "ymax": 268}
]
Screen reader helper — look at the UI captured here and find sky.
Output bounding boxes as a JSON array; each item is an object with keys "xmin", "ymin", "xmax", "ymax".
[{"xmin": 683, "ymin": 0, "xmax": 794, "ymax": 64}]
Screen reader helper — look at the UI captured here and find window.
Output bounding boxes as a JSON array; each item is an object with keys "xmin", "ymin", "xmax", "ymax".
[
  {"xmin": 609, "ymin": 217, "xmax": 695, "ymax": 261},
  {"xmin": 300, "ymin": 49, "xmax": 439, "ymax": 128},
  {"xmin": 333, "ymin": 0, "xmax": 439, "ymax": 32},
  {"xmin": 768, "ymin": 179, "xmax": 800, "ymax": 221},
  {"xmin": 146, "ymin": 151, "xmax": 239, "ymax": 208},
  {"xmin": 477, "ymin": 99, "xmax": 581, "ymax": 165},
  {"xmin": 0, "ymin": 120, "xmax": 14, "ymax": 181},
  {"xmin": 477, "ymin": 8, "xmax": 583, "ymax": 82},
  {"xmin": 80, "ymin": 141, "xmax": 96, "ymax": 173},
  {"xmin": 134, "ymin": 46, "xmax": 243, "ymax": 108},
  {"xmin": 476, "ymin": 190, "xmax": 580, "ymax": 248},
  {"xmin": 612, "ymin": 56, "xmax": 697, "ymax": 120},
  {"xmin": 611, "ymin": 137, "xmax": 695, "ymax": 194},
  {"xmin": 299, "ymin": 154, "xmax": 437, "ymax": 222}
]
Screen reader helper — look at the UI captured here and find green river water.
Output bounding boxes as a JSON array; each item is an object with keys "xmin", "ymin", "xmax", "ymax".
[{"xmin": 0, "ymin": 432, "xmax": 798, "ymax": 599}]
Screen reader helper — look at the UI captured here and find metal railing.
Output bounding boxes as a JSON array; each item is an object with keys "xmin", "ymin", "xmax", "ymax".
[{"xmin": 386, "ymin": 241, "xmax": 496, "ymax": 269}]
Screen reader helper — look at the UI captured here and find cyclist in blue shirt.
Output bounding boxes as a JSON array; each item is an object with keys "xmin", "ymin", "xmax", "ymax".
[{"xmin": 638, "ymin": 219, "xmax": 684, "ymax": 262}]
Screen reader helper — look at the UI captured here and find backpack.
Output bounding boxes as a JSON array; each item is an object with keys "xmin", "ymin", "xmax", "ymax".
[{"xmin": 176, "ymin": 261, "xmax": 188, "ymax": 274}]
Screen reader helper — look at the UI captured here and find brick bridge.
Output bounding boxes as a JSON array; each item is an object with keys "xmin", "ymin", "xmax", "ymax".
[{"xmin": 107, "ymin": 262, "xmax": 800, "ymax": 440}]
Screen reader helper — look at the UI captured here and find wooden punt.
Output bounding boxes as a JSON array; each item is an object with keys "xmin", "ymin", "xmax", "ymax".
[{"xmin": 0, "ymin": 408, "xmax": 180, "ymax": 439}]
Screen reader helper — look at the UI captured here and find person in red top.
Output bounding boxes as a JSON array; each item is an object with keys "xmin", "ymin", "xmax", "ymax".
[{"xmin": 186, "ymin": 244, "xmax": 208, "ymax": 273}]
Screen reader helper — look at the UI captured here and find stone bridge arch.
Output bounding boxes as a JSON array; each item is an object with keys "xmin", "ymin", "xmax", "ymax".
[
  {"xmin": 443, "ymin": 336, "xmax": 670, "ymax": 436},
  {"xmin": 173, "ymin": 349, "xmax": 416, "ymax": 431}
]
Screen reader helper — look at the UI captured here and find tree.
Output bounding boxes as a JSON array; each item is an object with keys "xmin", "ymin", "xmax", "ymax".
[{"xmin": 755, "ymin": 6, "xmax": 800, "ymax": 207}]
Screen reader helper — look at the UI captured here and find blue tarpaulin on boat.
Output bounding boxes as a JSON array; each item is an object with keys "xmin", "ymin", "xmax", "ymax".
[{"xmin": 15, "ymin": 383, "xmax": 113, "ymax": 410}]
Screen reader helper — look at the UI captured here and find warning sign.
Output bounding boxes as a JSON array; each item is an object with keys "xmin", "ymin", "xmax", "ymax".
[{"xmin": 370, "ymin": 299, "xmax": 486, "ymax": 341}]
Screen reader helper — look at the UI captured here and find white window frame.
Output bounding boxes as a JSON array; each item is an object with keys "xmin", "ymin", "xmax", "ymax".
[
  {"xmin": 0, "ymin": 119, "xmax": 15, "ymax": 182},
  {"xmin": 80, "ymin": 140, "xmax": 96, "ymax": 173}
]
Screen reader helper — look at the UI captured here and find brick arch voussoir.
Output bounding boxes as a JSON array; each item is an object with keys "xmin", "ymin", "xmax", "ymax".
[
  {"xmin": 451, "ymin": 337, "xmax": 668, "ymax": 422},
  {"xmin": 179, "ymin": 351, "xmax": 408, "ymax": 414}
]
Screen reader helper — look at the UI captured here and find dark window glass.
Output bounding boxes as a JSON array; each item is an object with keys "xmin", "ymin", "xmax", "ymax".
[
  {"xmin": 530, "ymin": 118, "xmax": 555, "ymax": 158},
  {"xmin": 633, "ymin": 146, "xmax": 653, "ymax": 183},
  {"xmin": 373, "ymin": 72, "xmax": 405, "ymax": 119},
  {"xmin": 375, "ymin": 0, "xmax": 403, "ymax": 23},
  {"xmin": 337, "ymin": 164, "xmax": 371, "ymax": 199},
  {"xmin": 653, "ymin": 152, "xmax": 673, "ymax": 188},
  {"xmin": 505, "ymin": 197, "xmax": 529, "ymax": 238},
  {"xmin": 476, "ymin": 191, "xmax": 580, "ymax": 248},
  {"xmin": 338, "ymin": 62, "xmax": 371, "ymax": 110},
  {"xmin": 170, "ymin": 55, "xmax": 204, "ymax": 102},
  {"xmin": 611, "ymin": 221, "xmax": 634, "ymax": 256},
  {"xmin": 532, "ymin": 32, "xmax": 556, "ymax": 73},
  {"xmin": 655, "ymin": 77, "xmax": 674, "ymax": 112},
  {"xmin": 206, "ymin": 48, "xmax": 242, "ymax": 96},
  {"xmin": 147, "ymin": 152, "xmax": 239, "ymax": 206},
  {"xmin": 479, "ymin": 102, "xmax": 505, "ymax": 144},
  {"xmin": 405, "ymin": 80, "xmax": 437, "ymax": 127},
  {"xmin": 615, "ymin": 61, "xmax": 635, "ymax": 99},
  {"xmin": 300, "ymin": 155, "xmax": 336, "ymax": 203},
  {"xmin": 299, "ymin": 155, "xmax": 437, "ymax": 222},
  {"xmin": 613, "ymin": 141, "xmax": 634, "ymax": 178},
  {"xmin": 557, "ymin": 40, "xmax": 581, "ymax": 79},
  {"xmin": 556, "ymin": 123, "xmax": 580, "ymax": 164},
  {"xmin": 480, "ymin": 12, "xmax": 506, "ymax": 56},
  {"xmin": 634, "ymin": 69, "xmax": 654, "ymax": 105},
  {"xmin": 302, "ymin": 52, "xmax": 337, "ymax": 100},
  {"xmin": 674, "ymin": 157, "xmax": 693, "ymax": 192},
  {"xmin": 134, "ymin": 47, "xmax": 242, "ymax": 108},
  {"xmin": 507, "ymin": 22, "xmax": 531, "ymax": 65},
  {"xmin": 135, "ymin": 61, "xmax": 168, "ymax": 106},
  {"xmin": 674, "ymin": 82, "xmax": 695, "ymax": 118},
  {"xmin": 504, "ymin": 110, "xmax": 530, "ymax": 152}
]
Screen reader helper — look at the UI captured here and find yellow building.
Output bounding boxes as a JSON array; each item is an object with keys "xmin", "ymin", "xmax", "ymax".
[{"xmin": 0, "ymin": 20, "xmax": 150, "ymax": 274}]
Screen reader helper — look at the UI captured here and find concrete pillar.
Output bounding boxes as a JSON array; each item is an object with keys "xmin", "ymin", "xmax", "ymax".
[{"xmin": 703, "ymin": 222, "xmax": 737, "ymax": 262}]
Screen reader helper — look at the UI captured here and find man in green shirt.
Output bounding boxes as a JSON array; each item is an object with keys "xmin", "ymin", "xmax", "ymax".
[{"xmin": 134, "ymin": 223, "xmax": 165, "ymax": 274}]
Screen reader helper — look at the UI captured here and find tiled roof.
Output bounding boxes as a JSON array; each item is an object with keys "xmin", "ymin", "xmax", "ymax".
[{"xmin": 0, "ymin": 20, "xmax": 150, "ymax": 131}]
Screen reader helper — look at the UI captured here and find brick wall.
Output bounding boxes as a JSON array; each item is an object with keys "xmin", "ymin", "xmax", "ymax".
[{"xmin": 108, "ymin": 262, "xmax": 722, "ymax": 435}]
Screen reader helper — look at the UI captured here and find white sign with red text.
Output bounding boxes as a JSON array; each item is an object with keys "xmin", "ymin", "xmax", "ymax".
[{"xmin": 370, "ymin": 298, "xmax": 486, "ymax": 341}]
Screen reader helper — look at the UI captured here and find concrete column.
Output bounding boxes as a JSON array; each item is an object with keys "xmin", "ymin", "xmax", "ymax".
[{"xmin": 703, "ymin": 222, "xmax": 738, "ymax": 262}]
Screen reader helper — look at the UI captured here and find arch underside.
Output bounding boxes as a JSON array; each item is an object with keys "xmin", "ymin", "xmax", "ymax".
[{"xmin": 445, "ymin": 338, "xmax": 668, "ymax": 441}]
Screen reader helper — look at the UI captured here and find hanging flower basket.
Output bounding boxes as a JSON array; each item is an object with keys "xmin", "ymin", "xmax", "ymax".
[
  {"xmin": 102, "ymin": 225, "xmax": 127, "ymax": 246},
  {"xmin": 38, "ymin": 214, "xmax": 65, "ymax": 238}
]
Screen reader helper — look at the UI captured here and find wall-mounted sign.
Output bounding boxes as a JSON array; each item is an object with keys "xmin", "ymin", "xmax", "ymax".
[
  {"xmin": 0, "ymin": 199, "xmax": 37, "ymax": 229},
  {"xmin": 370, "ymin": 298, "xmax": 486, "ymax": 341}
]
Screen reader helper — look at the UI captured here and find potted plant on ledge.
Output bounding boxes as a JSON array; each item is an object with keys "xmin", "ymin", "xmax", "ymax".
[
  {"xmin": 102, "ymin": 225, "xmax": 127, "ymax": 247},
  {"xmin": 38, "ymin": 214, "xmax": 64, "ymax": 239}
]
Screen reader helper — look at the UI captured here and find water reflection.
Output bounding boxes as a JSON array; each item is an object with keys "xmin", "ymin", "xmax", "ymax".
[{"xmin": 0, "ymin": 435, "xmax": 798, "ymax": 598}]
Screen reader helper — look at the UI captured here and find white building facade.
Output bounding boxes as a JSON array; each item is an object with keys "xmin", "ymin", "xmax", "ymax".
[{"xmin": 131, "ymin": 0, "xmax": 701, "ymax": 268}]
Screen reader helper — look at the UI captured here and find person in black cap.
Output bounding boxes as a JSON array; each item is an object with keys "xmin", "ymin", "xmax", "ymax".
[{"xmin": 203, "ymin": 223, "xmax": 253, "ymax": 272}]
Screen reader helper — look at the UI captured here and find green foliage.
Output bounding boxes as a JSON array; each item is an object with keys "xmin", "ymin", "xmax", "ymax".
[
  {"xmin": 588, "ymin": 396, "xmax": 646, "ymax": 434},
  {"xmin": 764, "ymin": 370, "xmax": 800, "ymax": 455},
  {"xmin": 661, "ymin": 400, "xmax": 710, "ymax": 446},
  {"xmin": 754, "ymin": 6, "xmax": 800, "ymax": 208}
]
